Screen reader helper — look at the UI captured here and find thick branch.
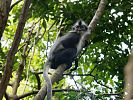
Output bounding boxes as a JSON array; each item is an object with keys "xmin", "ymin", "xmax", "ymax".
[
  {"xmin": 124, "ymin": 50, "xmax": 133, "ymax": 100},
  {"xmin": 0, "ymin": 0, "xmax": 12, "ymax": 40},
  {"xmin": 34, "ymin": 65, "xmax": 66, "ymax": 100},
  {"xmin": 0, "ymin": 0, "xmax": 31, "ymax": 99},
  {"xmin": 88, "ymin": 0, "xmax": 107, "ymax": 31}
]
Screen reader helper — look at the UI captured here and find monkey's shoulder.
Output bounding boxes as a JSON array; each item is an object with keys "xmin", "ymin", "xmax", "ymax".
[
  {"xmin": 60, "ymin": 32, "xmax": 81, "ymax": 41},
  {"xmin": 58, "ymin": 32, "xmax": 81, "ymax": 48}
]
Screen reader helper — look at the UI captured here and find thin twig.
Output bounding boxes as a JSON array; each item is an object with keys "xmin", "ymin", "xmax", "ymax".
[{"xmin": 10, "ymin": 0, "xmax": 22, "ymax": 11}]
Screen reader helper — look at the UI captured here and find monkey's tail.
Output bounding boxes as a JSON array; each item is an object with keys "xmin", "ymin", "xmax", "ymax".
[{"xmin": 43, "ymin": 64, "xmax": 52, "ymax": 100}]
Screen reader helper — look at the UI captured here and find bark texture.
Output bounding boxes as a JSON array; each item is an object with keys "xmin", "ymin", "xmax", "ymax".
[{"xmin": 0, "ymin": 0, "xmax": 31, "ymax": 99}]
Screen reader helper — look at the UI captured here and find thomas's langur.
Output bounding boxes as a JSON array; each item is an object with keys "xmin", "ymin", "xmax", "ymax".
[{"xmin": 43, "ymin": 19, "xmax": 89, "ymax": 100}]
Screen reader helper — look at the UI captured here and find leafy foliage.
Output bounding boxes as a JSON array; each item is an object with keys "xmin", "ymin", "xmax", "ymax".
[{"xmin": 0, "ymin": 0, "xmax": 133, "ymax": 99}]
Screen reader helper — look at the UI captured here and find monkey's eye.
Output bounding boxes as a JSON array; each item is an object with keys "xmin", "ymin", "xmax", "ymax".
[
  {"xmin": 79, "ymin": 25, "xmax": 86, "ymax": 30},
  {"xmin": 75, "ymin": 25, "xmax": 83, "ymax": 30},
  {"xmin": 73, "ymin": 25, "xmax": 87, "ymax": 31},
  {"xmin": 76, "ymin": 25, "xmax": 80, "ymax": 28}
]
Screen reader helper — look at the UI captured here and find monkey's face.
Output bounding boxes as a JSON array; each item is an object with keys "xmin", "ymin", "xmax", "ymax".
[
  {"xmin": 72, "ymin": 20, "xmax": 88, "ymax": 34},
  {"xmin": 74, "ymin": 25, "xmax": 88, "ymax": 33}
]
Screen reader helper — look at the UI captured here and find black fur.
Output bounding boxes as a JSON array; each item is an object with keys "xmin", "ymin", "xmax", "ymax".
[
  {"xmin": 44, "ymin": 20, "xmax": 88, "ymax": 100},
  {"xmin": 50, "ymin": 48, "xmax": 77, "ymax": 69},
  {"xmin": 48, "ymin": 32, "xmax": 81, "ymax": 69},
  {"xmin": 47, "ymin": 20, "xmax": 88, "ymax": 70}
]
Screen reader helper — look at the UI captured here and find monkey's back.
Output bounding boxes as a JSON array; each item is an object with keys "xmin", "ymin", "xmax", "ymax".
[
  {"xmin": 60, "ymin": 32, "xmax": 81, "ymax": 48},
  {"xmin": 49, "ymin": 32, "xmax": 81, "ymax": 55},
  {"xmin": 48, "ymin": 32, "xmax": 81, "ymax": 69}
]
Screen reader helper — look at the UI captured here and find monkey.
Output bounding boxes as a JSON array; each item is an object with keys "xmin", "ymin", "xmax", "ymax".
[
  {"xmin": 56, "ymin": 27, "xmax": 79, "ymax": 72},
  {"xmin": 56, "ymin": 26, "xmax": 89, "ymax": 72},
  {"xmin": 43, "ymin": 19, "xmax": 89, "ymax": 100}
]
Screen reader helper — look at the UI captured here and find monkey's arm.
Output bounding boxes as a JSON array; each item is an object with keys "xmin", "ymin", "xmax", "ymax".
[
  {"xmin": 72, "ymin": 35, "xmax": 89, "ymax": 71},
  {"xmin": 71, "ymin": 40, "xmax": 89, "ymax": 71}
]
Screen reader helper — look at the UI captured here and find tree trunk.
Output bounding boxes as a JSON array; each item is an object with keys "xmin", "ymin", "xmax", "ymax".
[
  {"xmin": 0, "ymin": 0, "xmax": 12, "ymax": 40},
  {"xmin": 0, "ymin": 0, "xmax": 31, "ymax": 99}
]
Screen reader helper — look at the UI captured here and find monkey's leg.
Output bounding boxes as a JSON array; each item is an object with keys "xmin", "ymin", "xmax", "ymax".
[{"xmin": 51, "ymin": 48, "xmax": 77, "ymax": 70}]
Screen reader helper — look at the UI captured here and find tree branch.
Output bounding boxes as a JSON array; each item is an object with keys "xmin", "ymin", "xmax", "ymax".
[
  {"xmin": 88, "ymin": 0, "xmax": 107, "ymax": 31},
  {"xmin": 10, "ymin": 0, "xmax": 22, "ymax": 11},
  {"xmin": 0, "ymin": 0, "xmax": 12, "ymax": 40},
  {"xmin": 0, "ymin": 0, "xmax": 31, "ymax": 99},
  {"xmin": 13, "ymin": 89, "xmax": 83, "ymax": 99},
  {"xmin": 32, "ymin": 71, "xmax": 41, "ymax": 90},
  {"xmin": 34, "ymin": 65, "xmax": 67, "ymax": 100},
  {"xmin": 97, "ymin": 92, "xmax": 123, "ymax": 98},
  {"xmin": 34, "ymin": 0, "xmax": 107, "ymax": 99},
  {"xmin": 124, "ymin": 49, "xmax": 133, "ymax": 100},
  {"xmin": 12, "ymin": 31, "xmax": 33, "ymax": 96},
  {"xmin": 17, "ymin": 91, "xmax": 38, "ymax": 100}
]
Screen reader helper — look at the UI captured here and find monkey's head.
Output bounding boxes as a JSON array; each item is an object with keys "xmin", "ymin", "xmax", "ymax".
[{"xmin": 72, "ymin": 19, "xmax": 88, "ymax": 34}]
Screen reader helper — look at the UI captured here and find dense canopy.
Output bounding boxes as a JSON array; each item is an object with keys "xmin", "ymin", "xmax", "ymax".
[{"xmin": 0, "ymin": 0, "xmax": 133, "ymax": 100}]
